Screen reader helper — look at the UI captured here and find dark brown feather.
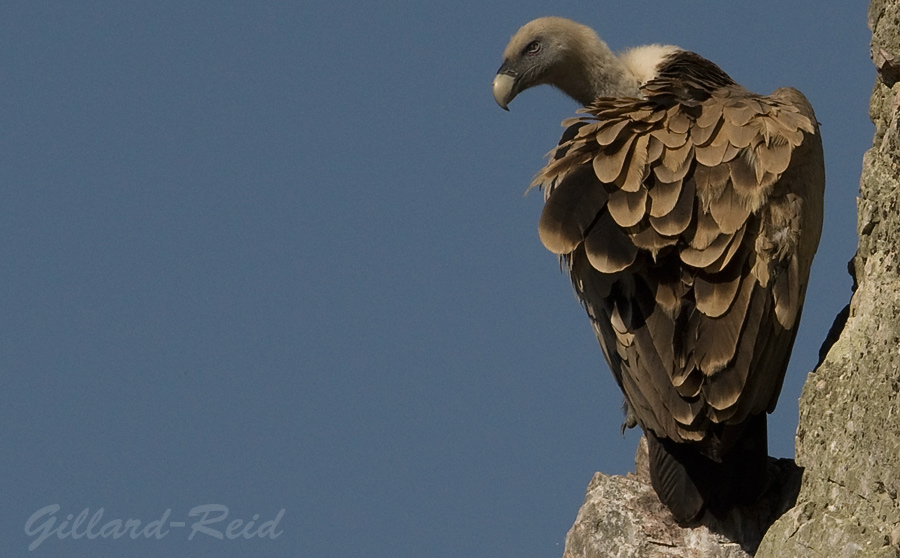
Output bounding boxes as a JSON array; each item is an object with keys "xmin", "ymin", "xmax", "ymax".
[
  {"xmin": 520, "ymin": 41, "xmax": 824, "ymax": 520},
  {"xmin": 538, "ymin": 165, "xmax": 609, "ymax": 254}
]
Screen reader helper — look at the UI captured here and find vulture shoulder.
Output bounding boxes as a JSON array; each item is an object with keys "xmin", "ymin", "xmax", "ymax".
[{"xmin": 533, "ymin": 50, "xmax": 825, "ymax": 446}]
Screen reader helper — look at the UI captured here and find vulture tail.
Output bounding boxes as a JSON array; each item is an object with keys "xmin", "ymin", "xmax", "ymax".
[{"xmin": 647, "ymin": 414, "xmax": 768, "ymax": 524}]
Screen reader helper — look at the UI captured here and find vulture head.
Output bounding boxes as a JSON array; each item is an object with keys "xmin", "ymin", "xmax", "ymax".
[{"xmin": 493, "ymin": 16, "xmax": 643, "ymax": 109}]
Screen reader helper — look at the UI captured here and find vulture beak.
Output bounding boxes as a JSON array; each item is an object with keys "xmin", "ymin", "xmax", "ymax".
[{"xmin": 493, "ymin": 62, "xmax": 518, "ymax": 110}]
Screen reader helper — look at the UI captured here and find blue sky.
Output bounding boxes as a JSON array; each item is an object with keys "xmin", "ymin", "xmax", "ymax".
[{"xmin": 2, "ymin": 2, "xmax": 872, "ymax": 556}]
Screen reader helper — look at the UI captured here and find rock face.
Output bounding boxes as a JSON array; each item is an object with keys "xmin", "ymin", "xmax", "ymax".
[
  {"xmin": 755, "ymin": 1, "xmax": 900, "ymax": 556},
  {"xmin": 562, "ymin": 438, "xmax": 802, "ymax": 558},
  {"xmin": 562, "ymin": 1, "xmax": 900, "ymax": 556}
]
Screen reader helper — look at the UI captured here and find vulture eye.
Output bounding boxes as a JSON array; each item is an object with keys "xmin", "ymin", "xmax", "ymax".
[{"xmin": 524, "ymin": 40, "xmax": 541, "ymax": 55}]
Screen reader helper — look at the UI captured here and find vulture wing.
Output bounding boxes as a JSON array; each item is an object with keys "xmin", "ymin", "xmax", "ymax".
[{"xmin": 533, "ymin": 52, "xmax": 824, "ymax": 519}]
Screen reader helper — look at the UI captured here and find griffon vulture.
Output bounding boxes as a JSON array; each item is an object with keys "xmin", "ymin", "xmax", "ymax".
[{"xmin": 493, "ymin": 17, "xmax": 824, "ymax": 524}]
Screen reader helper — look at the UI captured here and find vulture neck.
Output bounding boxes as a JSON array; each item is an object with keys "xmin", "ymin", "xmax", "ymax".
[{"xmin": 555, "ymin": 38, "xmax": 642, "ymax": 105}]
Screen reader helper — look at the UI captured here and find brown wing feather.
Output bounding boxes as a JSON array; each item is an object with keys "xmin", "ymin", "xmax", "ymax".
[
  {"xmin": 538, "ymin": 165, "xmax": 609, "ymax": 254},
  {"xmin": 532, "ymin": 72, "xmax": 824, "ymax": 455}
]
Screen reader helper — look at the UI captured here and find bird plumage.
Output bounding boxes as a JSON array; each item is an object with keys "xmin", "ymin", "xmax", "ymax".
[{"xmin": 494, "ymin": 17, "xmax": 824, "ymax": 524}]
